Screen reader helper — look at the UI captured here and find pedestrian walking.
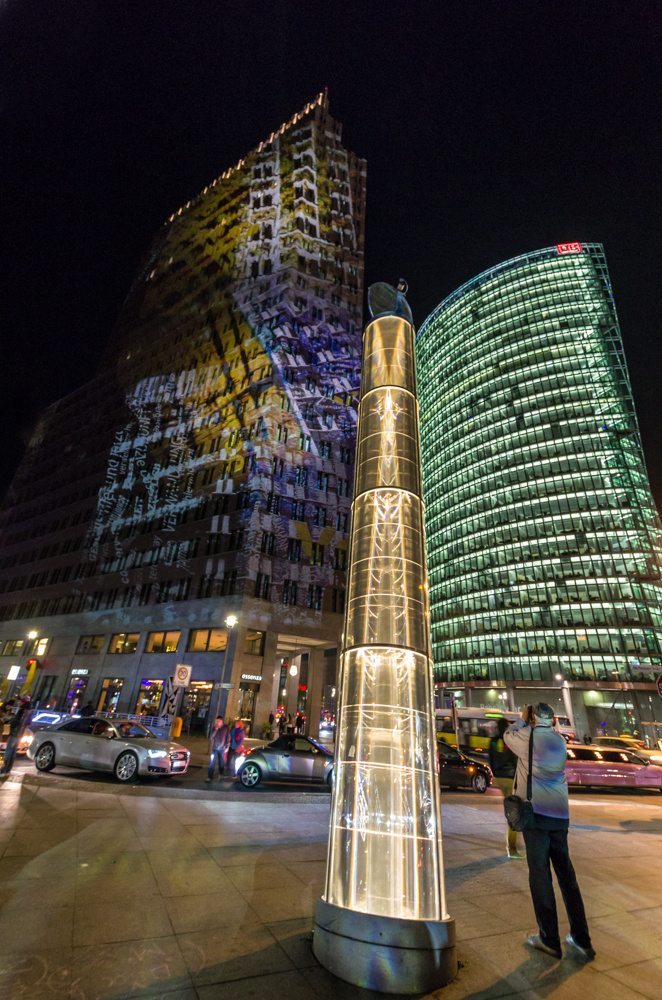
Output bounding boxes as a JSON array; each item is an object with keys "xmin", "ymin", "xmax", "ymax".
[
  {"xmin": 225, "ymin": 719, "xmax": 245, "ymax": 778},
  {"xmin": 1, "ymin": 697, "xmax": 30, "ymax": 775},
  {"xmin": 295, "ymin": 712, "xmax": 304, "ymax": 734},
  {"xmin": 278, "ymin": 712, "xmax": 286, "ymax": 735},
  {"xmin": 488, "ymin": 717, "xmax": 522, "ymax": 859},
  {"xmin": 206, "ymin": 716, "xmax": 230, "ymax": 782},
  {"xmin": 504, "ymin": 703, "xmax": 595, "ymax": 962},
  {"xmin": 286, "ymin": 713, "xmax": 294, "ymax": 734}
]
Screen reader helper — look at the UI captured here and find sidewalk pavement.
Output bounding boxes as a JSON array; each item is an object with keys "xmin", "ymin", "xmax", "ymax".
[{"xmin": 0, "ymin": 778, "xmax": 661, "ymax": 1000}]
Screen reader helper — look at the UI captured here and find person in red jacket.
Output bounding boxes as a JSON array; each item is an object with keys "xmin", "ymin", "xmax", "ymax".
[
  {"xmin": 225, "ymin": 719, "xmax": 245, "ymax": 778},
  {"xmin": 206, "ymin": 716, "xmax": 230, "ymax": 782}
]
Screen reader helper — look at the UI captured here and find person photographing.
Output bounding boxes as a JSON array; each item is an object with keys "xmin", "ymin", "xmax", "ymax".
[{"xmin": 504, "ymin": 703, "xmax": 595, "ymax": 962}]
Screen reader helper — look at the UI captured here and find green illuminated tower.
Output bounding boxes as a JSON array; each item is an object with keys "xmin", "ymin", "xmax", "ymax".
[{"xmin": 417, "ymin": 243, "xmax": 662, "ymax": 740}]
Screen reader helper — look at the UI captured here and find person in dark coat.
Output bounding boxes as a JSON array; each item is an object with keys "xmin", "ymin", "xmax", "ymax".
[
  {"xmin": 1, "ymin": 697, "xmax": 30, "ymax": 775},
  {"xmin": 206, "ymin": 716, "xmax": 230, "ymax": 782},
  {"xmin": 225, "ymin": 719, "xmax": 245, "ymax": 778}
]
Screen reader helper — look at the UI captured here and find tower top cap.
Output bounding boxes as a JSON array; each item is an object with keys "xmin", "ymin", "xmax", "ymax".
[{"xmin": 368, "ymin": 281, "xmax": 413, "ymax": 324}]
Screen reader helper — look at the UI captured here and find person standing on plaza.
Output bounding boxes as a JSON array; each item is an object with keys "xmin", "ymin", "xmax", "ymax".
[
  {"xmin": 225, "ymin": 719, "xmax": 245, "ymax": 778},
  {"xmin": 278, "ymin": 712, "xmax": 286, "ymax": 735},
  {"xmin": 489, "ymin": 717, "xmax": 522, "ymax": 859},
  {"xmin": 206, "ymin": 716, "xmax": 230, "ymax": 783},
  {"xmin": 504, "ymin": 703, "xmax": 595, "ymax": 962},
  {"xmin": 1, "ymin": 697, "xmax": 30, "ymax": 775}
]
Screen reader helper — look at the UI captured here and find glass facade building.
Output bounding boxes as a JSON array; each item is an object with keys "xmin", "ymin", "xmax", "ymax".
[{"xmin": 417, "ymin": 244, "xmax": 662, "ymax": 741}]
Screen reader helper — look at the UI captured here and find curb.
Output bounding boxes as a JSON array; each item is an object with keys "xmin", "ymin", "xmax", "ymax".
[{"xmin": 1, "ymin": 770, "xmax": 333, "ymax": 804}]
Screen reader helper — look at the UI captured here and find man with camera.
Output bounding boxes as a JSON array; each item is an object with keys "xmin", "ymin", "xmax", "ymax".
[{"xmin": 504, "ymin": 703, "xmax": 595, "ymax": 961}]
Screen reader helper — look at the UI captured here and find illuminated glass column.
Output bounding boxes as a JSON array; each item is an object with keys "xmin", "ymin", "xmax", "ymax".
[{"xmin": 313, "ymin": 283, "xmax": 456, "ymax": 994}]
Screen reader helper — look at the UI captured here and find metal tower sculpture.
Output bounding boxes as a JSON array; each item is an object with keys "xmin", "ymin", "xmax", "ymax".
[{"xmin": 313, "ymin": 282, "xmax": 456, "ymax": 993}]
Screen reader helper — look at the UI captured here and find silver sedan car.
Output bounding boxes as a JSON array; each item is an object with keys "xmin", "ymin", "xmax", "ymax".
[
  {"xmin": 27, "ymin": 715, "xmax": 190, "ymax": 782},
  {"xmin": 235, "ymin": 734, "xmax": 334, "ymax": 788}
]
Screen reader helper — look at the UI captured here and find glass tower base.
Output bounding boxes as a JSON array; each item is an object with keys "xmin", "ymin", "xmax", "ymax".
[{"xmin": 313, "ymin": 897, "xmax": 457, "ymax": 994}]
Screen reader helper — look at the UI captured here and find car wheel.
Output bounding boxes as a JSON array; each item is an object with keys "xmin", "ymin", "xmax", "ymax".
[
  {"xmin": 34, "ymin": 742, "xmax": 56, "ymax": 772},
  {"xmin": 114, "ymin": 751, "xmax": 139, "ymax": 783},
  {"xmin": 240, "ymin": 762, "xmax": 261, "ymax": 787},
  {"xmin": 472, "ymin": 772, "xmax": 489, "ymax": 794}
]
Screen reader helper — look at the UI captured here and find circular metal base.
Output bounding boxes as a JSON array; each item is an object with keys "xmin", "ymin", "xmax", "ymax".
[{"xmin": 313, "ymin": 897, "xmax": 457, "ymax": 994}]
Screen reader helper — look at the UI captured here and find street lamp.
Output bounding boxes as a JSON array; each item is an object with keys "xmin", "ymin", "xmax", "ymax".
[{"xmin": 207, "ymin": 615, "xmax": 238, "ymax": 736}]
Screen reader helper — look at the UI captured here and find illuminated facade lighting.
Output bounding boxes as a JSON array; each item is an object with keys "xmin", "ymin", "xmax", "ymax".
[
  {"xmin": 417, "ymin": 244, "xmax": 662, "ymax": 737},
  {"xmin": 314, "ymin": 284, "xmax": 456, "ymax": 994}
]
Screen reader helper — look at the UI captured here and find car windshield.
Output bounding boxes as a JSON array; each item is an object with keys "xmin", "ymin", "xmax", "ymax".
[
  {"xmin": 113, "ymin": 722, "xmax": 154, "ymax": 739},
  {"xmin": 307, "ymin": 737, "xmax": 331, "ymax": 754}
]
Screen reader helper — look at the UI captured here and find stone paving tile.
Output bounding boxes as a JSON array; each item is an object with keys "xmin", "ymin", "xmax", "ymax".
[
  {"xmin": 1, "ymin": 874, "xmax": 76, "ymax": 910},
  {"xmin": 239, "ymin": 883, "xmax": 318, "ymax": 922},
  {"xmin": 0, "ymin": 948, "xmax": 74, "ymax": 1000},
  {"xmin": 587, "ymin": 910, "xmax": 662, "ymax": 971},
  {"xmin": 0, "ymin": 903, "xmax": 74, "ymax": 952},
  {"xmin": 154, "ymin": 861, "xmax": 236, "ymax": 898},
  {"xmin": 164, "ymin": 889, "xmax": 259, "ymax": 934},
  {"xmin": 73, "ymin": 896, "xmax": 174, "ymax": 946},
  {"xmin": 225, "ymin": 861, "xmax": 305, "ymax": 891},
  {"xmin": 196, "ymin": 968, "xmax": 320, "ymax": 1000},
  {"xmin": 177, "ymin": 923, "xmax": 294, "ymax": 986},
  {"xmin": 265, "ymin": 916, "xmax": 318, "ymax": 970},
  {"xmin": 70, "ymin": 938, "xmax": 192, "ymax": 999},
  {"xmin": 604, "ymin": 958, "xmax": 662, "ymax": 1000},
  {"xmin": 282, "ymin": 859, "xmax": 328, "ymax": 884}
]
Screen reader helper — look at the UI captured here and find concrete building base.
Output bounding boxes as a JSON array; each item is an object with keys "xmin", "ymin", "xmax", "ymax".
[{"xmin": 313, "ymin": 896, "xmax": 457, "ymax": 994}]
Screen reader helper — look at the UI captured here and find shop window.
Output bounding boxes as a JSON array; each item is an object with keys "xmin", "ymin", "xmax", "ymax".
[
  {"xmin": 245, "ymin": 630, "xmax": 265, "ymax": 656},
  {"xmin": 145, "ymin": 631, "xmax": 181, "ymax": 654},
  {"xmin": 187, "ymin": 628, "xmax": 228, "ymax": 652},
  {"xmin": 135, "ymin": 679, "xmax": 164, "ymax": 716},
  {"xmin": 76, "ymin": 634, "xmax": 105, "ymax": 655},
  {"xmin": 108, "ymin": 633, "xmax": 140, "ymax": 654},
  {"xmin": 96, "ymin": 678, "xmax": 123, "ymax": 713}
]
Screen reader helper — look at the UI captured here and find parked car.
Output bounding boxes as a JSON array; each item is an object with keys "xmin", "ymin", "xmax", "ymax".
[
  {"xmin": 437, "ymin": 739, "xmax": 492, "ymax": 793},
  {"xmin": 27, "ymin": 715, "xmax": 190, "ymax": 782},
  {"xmin": 17, "ymin": 711, "xmax": 66, "ymax": 756},
  {"xmin": 592, "ymin": 736, "xmax": 662, "ymax": 766},
  {"xmin": 235, "ymin": 733, "xmax": 334, "ymax": 787},
  {"xmin": 565, "ymin": 745, "xmax": 662, "ymax": 791}
]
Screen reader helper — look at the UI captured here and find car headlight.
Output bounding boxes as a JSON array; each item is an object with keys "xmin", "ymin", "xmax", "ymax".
[
  {"xmin": 234, "ymin": 755, "xmax": 245, "ymax": 773},
  {"xmin": 20, "ymin": 734, "xmax": 34, "ymax": 747},
  {"xmin": 148, "ymin": 750, "xmax": 167, "ymax": 758},
  {"xmin": 650, "ymin": 755, "xmax": 662, "ymax": 763}
]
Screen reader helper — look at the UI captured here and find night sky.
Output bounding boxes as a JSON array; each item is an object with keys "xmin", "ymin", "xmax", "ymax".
[{"xmin": 2, "ymin": 1, "xmax": 661, "ymax": 503}]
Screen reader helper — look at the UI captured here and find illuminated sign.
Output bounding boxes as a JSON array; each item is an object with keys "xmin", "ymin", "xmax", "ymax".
[
  {"xmin": 71, "ymin": 668, "xmax": 89, "ymax": 676},
  {"xmin": 173, "ymin": 664, "xmax": 192, "ymax": 688},
  {"xmin": 7, "ymin": 665, "xmax": 20, "ymax": 681},
  {"xmin": 241, "ymin": 674, "xmax": 261, "ymax": 682},
  {"xmin": 556, "ymin": 242, "xmax": 582, "ymax": 254}
]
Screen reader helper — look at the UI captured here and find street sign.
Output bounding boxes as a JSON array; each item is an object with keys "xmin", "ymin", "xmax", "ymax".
[
  {"xmin": 174, "ymin": 664, "xmax": 192, "ymax": 688},
  {"xmin": 656, "ymin": 673, "xmax": 662, "ymax": 699}
]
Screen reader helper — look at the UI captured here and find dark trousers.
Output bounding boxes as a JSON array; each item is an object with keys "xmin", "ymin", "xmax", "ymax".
[
  {"xmin": 1, "ymin": 734, "xmax": 19, "ymax": 774},
  {"xmin": 208, "ymin": 748, "xmax": 226, "ymax": 780},
  {"xmin": 522, "ymin": 826, "xmax": 591, "ymax": 951}
]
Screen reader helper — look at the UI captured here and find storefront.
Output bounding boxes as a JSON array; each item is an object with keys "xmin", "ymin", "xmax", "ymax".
[
  {"xmin": 238, "ymin": 673, "xmax": 261, "ymax": 736},
  {"xmin": 184, "ymin": 680, "xmax": 213, "ymax": 733},
  {"xmin": 64, "ymin": 669, "xmax": 89, "ymax": 713},
  {"xmin": 135, "ymin": 678, "xmax": 164, "ymax": 716},
  {"xmin": 96, "ymin": 677, "xmax": 124, "ymax": 714}
]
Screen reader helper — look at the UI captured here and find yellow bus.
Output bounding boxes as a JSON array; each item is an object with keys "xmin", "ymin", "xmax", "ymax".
[{"xmin": 436, "ymin": 708, "xmax": 520, "ymax": 757}]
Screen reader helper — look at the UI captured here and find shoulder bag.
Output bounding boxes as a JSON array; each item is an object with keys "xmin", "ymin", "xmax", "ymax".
[{"xmin": 503, "ymin": 727, "xmax": 535, "ymax": 832}]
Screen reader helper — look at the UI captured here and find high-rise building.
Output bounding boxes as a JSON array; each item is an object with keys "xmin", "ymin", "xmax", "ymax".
[
  {"xmin": 0, "ymin": 94, "xmax": 366, "ymax": 735},
  {"xmin": 417, "ymin": 243, "xmax": 662, "ymax": 740}
]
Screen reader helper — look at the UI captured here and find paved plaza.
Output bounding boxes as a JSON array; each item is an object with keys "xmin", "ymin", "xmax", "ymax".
[{"xmin": 0, "ymin": 773, "xmax": 661, "ymax": 1000}]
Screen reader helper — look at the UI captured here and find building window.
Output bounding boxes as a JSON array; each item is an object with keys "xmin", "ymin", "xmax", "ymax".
[
  {"xmin": 96, "ymin": 677, "xmax": 123, "ymax": 713},
  {"xmin": 254, "ymin": 573, "xmax": 270, "ymax": 600},
  {"xmin": 332, "ymin": 589, "xmax": 346, "ymax": 614},
  {"xmin": 292, "ymin": 501, "xmax": 305, "ymax": 521},
  {"xmin": 287, "ymin": 539, "xmax": 302, "ymax": 562},
  {"xmin": 222, "ymin": 570, "xmax": 237, "ymax": 596},
  {"xmin": 317, "ymin": 472, "xmax": 329, "ymax": 492},
  {"xmin": 261, "ymin": 532, "xmax": 275, "ymax": 554},
  {"xmin": 311, "ymin": 543, "xmax": 325, "ymax": 566},
  {"xmin": 282, "ymin": 579, "xmax": 298, "ymax": 605},
  {"xmin": 76, "ymin": 635, "xmax": 105, "ymax": 655},
  {"xmin": 187, "ymin": 629, "xmax": 228, "ymax": 652},
  {"xmin": 335, "ymin": 512, "xmax": 349, "ymax": 532},
  {"xmin": 307, "ymin": 585, "xmax": 323, "ymax": 609},
  {"xmin": 2, "ymin": 639, "xmax": 24, "ymax": 656},
  {"xmin": 108, "ymin": 633, "xmax": 140, "ymax": 654},
  {"xmin": 334, "ymin": 548, "xmax": 347, "ymax": 570},
  {"xmin": 145, "ymin": 631, "xmax": 181, "ymax": 654},
  {"xmin": 135, "ymin": 679, "xmax": 164, "ymax": 715},
  {"xmin": 245, "ymin": 630, "xmax": 265, "ymax": 656},
  {"xmin": 313, "ymin": 506, "xmax": 327, "ymax": 527}
]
